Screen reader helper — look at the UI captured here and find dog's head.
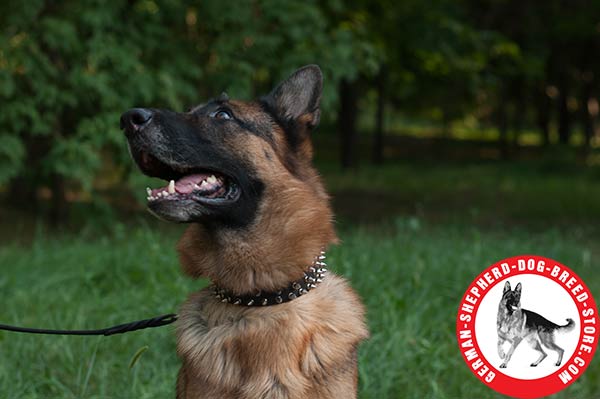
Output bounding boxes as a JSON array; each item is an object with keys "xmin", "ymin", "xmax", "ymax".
[
  {"xmin": 121, "ymin": 65, "xmax": 325, "ymax": 228},
  {"xmin": 502, "ymin": 281, "xmax": 522, "ymax": 312},
  {"xmin": 122, "ymin": 65, "xmax": 336, "ymax": 289}
]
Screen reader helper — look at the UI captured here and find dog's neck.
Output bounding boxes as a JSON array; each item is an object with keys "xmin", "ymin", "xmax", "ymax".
[
  {"xmin": 177, "ymin": 192, "xmax": 336, "ymax": 295},
  {"xmin": 213, "ymin": 252, "xmax": 328, "ymax": 306}
]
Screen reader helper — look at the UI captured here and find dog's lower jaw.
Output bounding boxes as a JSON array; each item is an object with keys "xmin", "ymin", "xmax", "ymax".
[{"xmin": 175, "ymin": 274, "xmax": 368, "ymax": 399}]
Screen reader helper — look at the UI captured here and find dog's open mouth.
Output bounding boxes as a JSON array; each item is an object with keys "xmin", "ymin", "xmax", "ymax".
[{"xmin": 136, "ymin": 151, "xmax": 240, "ymax": 204}]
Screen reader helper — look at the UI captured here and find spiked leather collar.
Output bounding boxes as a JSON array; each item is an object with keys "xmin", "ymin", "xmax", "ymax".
[{"xmin": 213, "ymin": 251, "xmax": 328, "ymax": 306}]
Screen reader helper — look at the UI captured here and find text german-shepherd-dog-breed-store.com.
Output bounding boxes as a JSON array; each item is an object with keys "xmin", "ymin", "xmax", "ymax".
[{"xmin": 120, "ymin": 65, "xmax": 369, "ymax": 399}]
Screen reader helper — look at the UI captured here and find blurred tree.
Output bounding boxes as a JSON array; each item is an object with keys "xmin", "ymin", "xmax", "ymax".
[
  {"xmin": 1, "ymin": 0, "xmax": 599, "ymax": 222},
  {"xmin": 464, "ymin": 0, "xmax": 600, "ymax": 151},
  {"xmin": 361, "ymin": 0, "xmax": 511, "ymax": 161},
  {"xmin": 0, "ymin": 0, "xmax": 384, "ymax": 221},
  {"xmin": 317, "ymin": 0, "xmax": 380, "ymax": 169},
  {"xmin": 0, "ymin": 0, "xmax": 199, "ymax": 222}
]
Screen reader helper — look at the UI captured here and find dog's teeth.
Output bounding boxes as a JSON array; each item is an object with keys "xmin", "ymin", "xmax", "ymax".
[
  {"xmin": 207, "ymin": 175, "xmax": 217, "ymax": 184},
  {"xmin": 146, "ymin": 187, "xmax": 152, "ymax": 196},
  {"xmin": 200, "ymin": 180, "xmax": 210, "ymax": 189},
  {"xmin": 168, "ymin": 180, "xmax": 175, "ymax": 194}
]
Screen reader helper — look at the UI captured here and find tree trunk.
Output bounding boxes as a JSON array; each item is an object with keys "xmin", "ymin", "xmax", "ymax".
[
  {"xmin": 511, "ymin": 82, "xmax": 525, "ymax": 153},
  {"xmin": 7, "ymin": 134, "xmax": 47, "ymax": 212},
  {"xmin": 580, "ymin": 77, "xmax": 594, "ymax": 154},
  {"xmin": 339, "ymin": 79, "xmax": 359, "ymax": 169},
  {"xmin": 536, "ymin": 88, "xmax": 551, "ymax": 146},
  {"xmin": 372, "ymin": 67, "xmax": 386, "ymax": 164},
  {"xmin": 497, "ymin": 100, "xmax": 509, "ymax": 160},
  {"xmin": 8, "ymin": 176, "xmax": 38, "ymax": 209},
  {"xmin": 50, "ymin": 173, "xmax": 68, "ymax": 226},
  {"xmin": 557, "ymin": 72, "xmax": 570, "ymax": 145}
]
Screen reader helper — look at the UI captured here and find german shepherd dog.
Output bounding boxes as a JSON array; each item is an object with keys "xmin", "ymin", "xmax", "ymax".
[
  {"xmin": 497, "ymin": 281, "xmax": 575, "ymax": 368},
  {"xmin": 121, "ymin": 65, "xmax": 368, "ymax": 398}
]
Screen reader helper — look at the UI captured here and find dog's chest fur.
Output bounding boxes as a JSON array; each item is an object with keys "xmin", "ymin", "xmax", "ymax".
[
  {"xmin": 497, "ymin": 308, "xmax": 525, "ymax": 339},
  {"xmin": 176, "ymin": 274, "xmax": 368, "ymax": 399}
]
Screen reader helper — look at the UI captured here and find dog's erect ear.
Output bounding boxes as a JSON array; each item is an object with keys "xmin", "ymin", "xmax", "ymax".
[
  {"xmin": 514, "ymin": 282, "xmax": 522, "ymax": 299},
  {"xmin": 503, "ymin": 281, "xmax": 511, "ymax": 294},
  {"xmin": 263, "ymin": 65, "xmax": 322, "ymax": 130}
]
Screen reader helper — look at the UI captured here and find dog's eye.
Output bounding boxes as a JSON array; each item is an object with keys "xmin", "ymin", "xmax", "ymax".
[{"xmin": 211, "ymin": 109, "xmax": 233, "ymax": 120}]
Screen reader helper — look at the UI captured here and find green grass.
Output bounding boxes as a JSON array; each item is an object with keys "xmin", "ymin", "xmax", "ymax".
[
  {"xmin": 2, "ymin": 159, "xmax": 600, "ymax": 398},
  {"xmin": 1, "ymin": 221, "xmax": 599, "ymax": 399},
  {"xmin": 317, "ymin": 159, "xmax": 600, "ymax": 227}
]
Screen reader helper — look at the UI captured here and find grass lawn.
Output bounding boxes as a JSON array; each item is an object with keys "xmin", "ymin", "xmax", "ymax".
[
  {"xmin": 1, "ymin": 158, "xmax": 600, "ymax": 398},
  {"xmin": 0, "ymin": 220, "xmax": 599, "ymax": 399}
]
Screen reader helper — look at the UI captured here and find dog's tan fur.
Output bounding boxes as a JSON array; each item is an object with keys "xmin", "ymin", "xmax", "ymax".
[
  {"xmin": 173, "ymin": 82, "xmax": 368, "ymax": 397},
  {"xmin": 176, "ymin": 277, "xmax": 367, "ymax": 398}
]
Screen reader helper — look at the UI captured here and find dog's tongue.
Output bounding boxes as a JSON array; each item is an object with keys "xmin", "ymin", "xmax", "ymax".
[{"xmin": 175, "ymin": 173, "xmax": 213, "ymax": 194}]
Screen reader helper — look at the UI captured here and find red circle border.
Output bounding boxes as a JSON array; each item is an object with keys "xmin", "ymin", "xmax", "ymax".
[{"xmin": 456, "ymin": 255, "xmax": 599, "ymax": 399}]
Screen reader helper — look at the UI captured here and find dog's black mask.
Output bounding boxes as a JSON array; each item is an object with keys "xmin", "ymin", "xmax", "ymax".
[{"xmin": 120, "ymin": 102, "xmax": 264, "ymax": 227}]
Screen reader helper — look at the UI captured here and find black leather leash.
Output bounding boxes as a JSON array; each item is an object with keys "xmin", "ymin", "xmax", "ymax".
[
  {"xmin": 0, "ymin": 313, "xmax": 178, "ymax": 336},
  {"xmin": 0, "ymin": 252, "xmax": 328, "ymax": 336}
]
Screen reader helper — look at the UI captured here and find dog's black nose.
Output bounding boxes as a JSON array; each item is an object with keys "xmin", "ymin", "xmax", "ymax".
[{"xmin": 120, "ymin": 108, "xmax": 153, "ymax": 132}]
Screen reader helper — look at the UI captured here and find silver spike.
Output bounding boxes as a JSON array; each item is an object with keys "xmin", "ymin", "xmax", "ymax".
[
  {"xmin": 221, "ymin": 298, "xmax": 229, "ymax": 303},
  {"xmin": 233, "ymin": 299, "xmax": 241, "ymax": 305},
  {"xmin": 255, "ymin": 291, "xmax": 262, "ymax": 297},
  {"xmin": 318, "ymin": 255, "xmax": 326, "ymax": 260},
  {"xmin": 307, "ymin": 277, "xmax": 316, "ymax": 282},
  {"xmin": 299, "ymin": 288, "xmax": 308, "ymax": 295},
  {"xmin": 247, "ymin": 300, "xmax": 254, "ymax": 306},
  {"xmin": 288, "ymin": 293, "xmax": 296, "ymax": 300},
  {"xmin": 262, "ymin": 298, "xmax": 268, "ymax": 306},
  {"xmin": 292, "ymin": 282, "xmax": 301, "ymax": 290},
  {"xmin": 309, "ymin": 283, "xmax": 317, "ymax": 288},
  {"xmin": 309, "ymin": 267, "xmax": 316, "ymax": 273},
  {"xmin": 275, "ymin": 296, "xmax": 283, "ymax": 304},
  {"xmin": 316, "ymin": 278, "xmax": 323, "ymax": 283},
  {"xmin": 276, "ymin": 290, "xmax": 282, "ymax": 295}
]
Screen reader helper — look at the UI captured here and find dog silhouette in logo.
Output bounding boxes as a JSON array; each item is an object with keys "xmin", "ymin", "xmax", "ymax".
[{"xmin": 497, "ymin": 281, "xmax": 575, "ymax": 368}]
